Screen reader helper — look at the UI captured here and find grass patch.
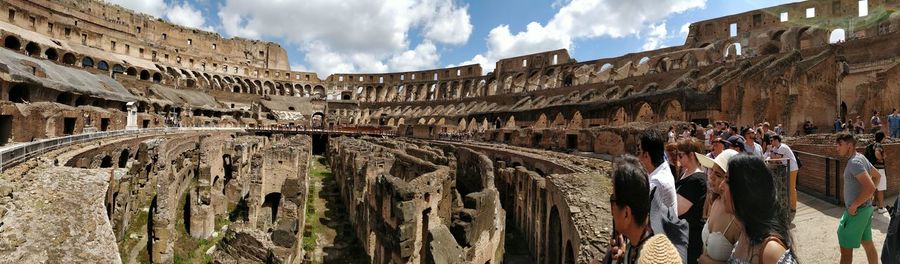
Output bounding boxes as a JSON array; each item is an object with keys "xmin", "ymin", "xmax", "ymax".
[{"xmin": 302, "ymin": 156, "xmax": 332, "ymax": 260}]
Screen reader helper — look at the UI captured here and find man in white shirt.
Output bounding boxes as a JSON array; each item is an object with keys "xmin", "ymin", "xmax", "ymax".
[
  {"xmin": 638, "ymin": 130, "xmax": 677, "ymax": 210},
  {"xmin": 768, "ymin": 135, "xmax": 799, "ymax": 211}
]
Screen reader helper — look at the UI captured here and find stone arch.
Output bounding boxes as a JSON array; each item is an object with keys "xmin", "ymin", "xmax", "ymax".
[
  {"xmin": 140, "ymin": 70, "xmax": 150, "ymax": 80},
  {"xmin": 97, "ymin": 61, "xmax": 110, "ymax": 71},
  {"xmin": 117, "ymin": 149, "xmax": 130, "ymax": 168},
  {"xmin": 565, "ymin": 240, "xmax": 575, "ymax": 264},
  {"xmin": 661, "ymin": 100, "xmax": 684, "ymax": 121},
  {"xmin": 551, "ymin": 112, "xmax": 567, "ymax": 128},
  {"xmin": 99, "ymin": 155, "xmax": 113, "ymax": 168},
  {"xmin": 62, "ymin": 53, "xmax": 76, "ymax": 65},
  {"xmin": 112, "ymin": 64, "xmax": 125, "ymax": 74},
  {"xmin": 261, "ymin": 192, "xmax": 281, "ymax": 224},
  {"xmin": 533, "ymin": 113, "xmax": 548, "ymax": 129},
  {"xmin": 24, "ymin": 42, "xmax": 40, "ymax": 57},
  {"xmin": 635, "ymin": 102, "xmax": 655, "ymax": 122},
  {"xmin": 547, "ymin": 205, "xmax": 562, "ymax": 264},
  {"xmin": 724, "ymin": 43, "xmax": 742, "ymax": 59},
  {"xmin": 313, "ymin": 85, "xmax": 326, "ymax": 98},
  {"xmin": 152, "ymin": 72, "xmax": 162, "ymax": 83},
  {"xmin": 44, "ymin": 48, "xmax": 59, "ymax": 61},
  {"xmin": 3, "ymin": 36, "xmax": 21, "ymax": 50},
  {"xmin": 568, "ymin": 111, "xmax": 583, "ymax": 129},
  {"xmin": 82, "ymin": 57, "xmax": 95, "ymax": 68},
  {"xmin": 8, "ymin": 83, "xmax": 29, "ymax": 103},
  {"xmin": 612, "ymin": 107, "xmax": 629, "ymax": 126},
  {"xmin": 829, "ymin": 28, "xmax": 846, "ymax": 43}
]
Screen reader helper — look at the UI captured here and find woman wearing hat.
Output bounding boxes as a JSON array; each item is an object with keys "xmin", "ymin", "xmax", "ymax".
[
  {"xmin": 720, "ymin": 154, "xmax": 797, "ymax": 263},
  {"xmin": 696, "ymin": 149, "xmax": 742, "ymax": 264}
]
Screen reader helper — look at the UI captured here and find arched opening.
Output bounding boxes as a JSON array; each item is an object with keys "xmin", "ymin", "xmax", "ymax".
[
  {"xmin": 62, "ymin": 53, "xmax": 76, "ymax": 65},
  {"xmin": 261, "ymin": 192, "xmax": 282, "ymax": 224},
  {"xmin": 3, "ymin": 36, "xmax": 21, "ymax": 50},
  {"xmin": 97, "ymin": 61, "xmax": 109, "ymax": 71},
  {"xmin": 8, "ymin": 84, "xmax": 29, "ymax": 103},
  {"xmin": 232, "ymin": 86, "xmax": 240, "ymax": 93},
  {"xmin": 55, "ymin": 92, "xmax": 74, "ymax": 105},
  {"xmin": 126, "ymin": 67, "xmax": 138, "ymax": 76},
  {"xmin": 140, "ymin": 70, "xmax": 150, "ymax": 80},
  {"xmin": 724, "ymin": 43, "xmax": 742, "ymax": 58},
  {"xmin": 183, "ymin": 192, "xmax": 192, "ymax": 235},
  {"xmin": 24, "ymin": 42, "xmax": 40, "ymax": 57},
  {"xmin": 81, "ymin": 57, "xmax": 94, "ymax": 68},
  {"xmin": 112, "ymin": 64, "xmax": 125, "ymax": 74},
  {"xmin": 99, "ymin": 155, "xmax": 113, "ymax": 168},
  {"xmin": 152, "ymin": 73, "xmax": 162, "ymax": 83},
  {"xmin": 565, "ymin": 241, "xmax": 575, "ymax": 264},
  {"xmin": 222, "ymin": 155, "xmax": 233, "ymax": 194},
  {"xmin": 829, "ymin": 28, "xmax": 846, "ymax": 43},
  {"xmin": 840, "ymin": 102, "xmax": 848, "ymax": 122},
  {"xmin": 44, "ymin": 48, "xmax": 58, "ymax": 61},
  {"xmin": 547, "ymin": 206, "xmax": 562, "ymax": 264},
  {"xmin": 117, "ymin": 149, "xmax": 130, "ymax": 168}
]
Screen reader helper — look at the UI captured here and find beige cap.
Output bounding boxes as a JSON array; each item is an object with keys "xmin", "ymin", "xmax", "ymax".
[{"xmin": 696, "ymin": 149, "xmax": 739, "ymax": 173}]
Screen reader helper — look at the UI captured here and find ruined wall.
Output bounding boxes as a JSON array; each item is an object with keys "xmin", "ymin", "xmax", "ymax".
[{"xmin": 327, "ymin": 137, "xmax": 505, "ymax": 264}]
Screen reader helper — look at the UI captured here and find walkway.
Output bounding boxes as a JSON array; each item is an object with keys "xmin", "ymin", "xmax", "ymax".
[{"xmin": 793, "ymin": 192, "xmax": 890, "ymax": 263}]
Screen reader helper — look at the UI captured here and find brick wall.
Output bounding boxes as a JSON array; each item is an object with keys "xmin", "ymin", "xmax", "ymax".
[{"xmin": 792, "ymin": 143, "xmax": 899, "ymax": 202}]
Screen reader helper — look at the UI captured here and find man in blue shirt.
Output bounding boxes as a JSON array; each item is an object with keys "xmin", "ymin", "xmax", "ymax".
[
  {"xmin": 890, "ymin": 108, "xmax": 900, "ymax": 138},
  {"xmin": 835, "ymin": 116, "xmax": 844, "ymax": 133}
]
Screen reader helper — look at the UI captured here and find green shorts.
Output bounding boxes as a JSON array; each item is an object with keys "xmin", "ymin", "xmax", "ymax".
[{"xmin": 837, "ymin": 205, "xmax": 874, "ymax": 248}]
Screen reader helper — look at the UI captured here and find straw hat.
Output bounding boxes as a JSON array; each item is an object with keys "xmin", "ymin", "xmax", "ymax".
[
  {"xmin": 696, "ymin": 149, "xmax": 739, "ymax": 173},
  {"xmin": 637, "ymin": 234, "xmax": 682, "ymax": 264}
]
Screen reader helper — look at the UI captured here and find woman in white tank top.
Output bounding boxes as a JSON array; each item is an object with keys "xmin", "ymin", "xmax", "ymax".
[{"xmin": 696, "ymin": 150, "xmax": 743, "ymax": 264}]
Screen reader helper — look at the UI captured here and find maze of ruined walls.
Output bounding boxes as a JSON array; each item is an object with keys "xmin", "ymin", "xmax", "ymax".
[
  {"xmin": 62, "ymin": 133, "xmax": 313, "ymax": 264},
  {"xmin": 327, "ymin": 137, "xmax": 505, "ymax": 264},
  {"xmin": 328, "ymin": 136, "xmax": 613, "ymax": 264}
]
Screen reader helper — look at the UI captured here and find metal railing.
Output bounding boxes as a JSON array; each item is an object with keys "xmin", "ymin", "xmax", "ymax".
[
  {"xmin": 0, "ymin": 127, "xmax": 241, "ymax": 173},
  {"xmin": 793, "ymin": 150, "xmax": 843, "ymax": 205}
]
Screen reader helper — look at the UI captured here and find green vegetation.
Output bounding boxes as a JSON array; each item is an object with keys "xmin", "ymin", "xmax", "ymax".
[{"xmin": 303, "ymin": 156, "xmax": 332, "ymax": 262}]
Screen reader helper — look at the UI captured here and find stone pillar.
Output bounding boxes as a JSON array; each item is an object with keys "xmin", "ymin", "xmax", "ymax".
[{"xmin": 126, "ymin": 102, "xmax": 138, "ymax": 130}]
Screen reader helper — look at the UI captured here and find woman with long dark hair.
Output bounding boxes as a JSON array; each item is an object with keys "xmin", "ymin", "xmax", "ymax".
[{"xmin": 720, "ymin": 154, "xmax": 797, "ymax": 264}]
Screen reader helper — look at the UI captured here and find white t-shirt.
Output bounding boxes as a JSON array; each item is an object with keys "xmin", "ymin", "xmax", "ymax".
[
  {"xmin": 649, "ymin": 161, "xmax": 678, "ymax": 209},
  {"xmin": 772, "ymin": 144, "xmax": 799, "ymax": 172},
  {"xmin": 745, "ymin": 142, "xmax": 763, "ymax": 157}
]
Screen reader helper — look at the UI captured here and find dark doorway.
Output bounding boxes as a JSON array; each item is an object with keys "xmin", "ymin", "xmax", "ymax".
[
  {"xmin": 117, "ymin": 149, "xmax": 129, "ymax": 168},
  {"xmin": 503, "ymin": 132, "xmax": 511, "ymax": 143},
  {"xmin": 147, "ymin": 197, "xmax": 157, "ymax": 264},
  {"xmin": 63, "ymin": 117, "xmax": 76, "ymax": 135},
  {"xmin": 100, "ymin": 118, "xmax": 110, "ymax": 131},
  {"xmin": 183, "ymin": 193, "xmax": 191, "ymax": 235},
  {"xmin": 532, "ymin": 133, "xmax": 543, "ymax": 147},
  {"xmin": 0, "ymin": 115, "xmax": 11, "ymax": 146},
  {"xmin": 840, "ymin": 102, "xmax": 848, "ymax": 122},
  {"xmin": 3, "ymin": 36, "xmax": 20, "ymax": 50},
  {"xmin": 8, "ymin": 84, "xmax": 28, "ymax": 103},
  {"xmin": 566, "ymin": 134, "xmax": 578, "ymax": 150},
  {"xmin": 142, "ymin": 120, "xmax": 150, "ymax": 128},
  {"xmin": 100, "ymin": 155, "xmax": 113, "ymax": 168},
  {"xmin": 312, "ymin": 134, "xmax": 328, "ymax": 155},
  {"xmin": 547, "ymin": 206, "xmax": 562, "ymax": 264},
  {"xmin": 262, "ymin": 193, "xmax": 282, "ymax": 224}
]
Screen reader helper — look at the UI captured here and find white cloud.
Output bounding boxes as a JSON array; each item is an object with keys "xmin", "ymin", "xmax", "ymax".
[
  {"xmin": 642, "ymin": 22, "xmax": 669, "ymax": 51},
  {"xmin": 165, "ymin": 2, "xmax": 214, "ymax": 31},
  {"xmin": 389, "ymin": 41, "xmax": 440, "ymax": 72},
  {"xmin": 105, "ymin": 0, "xmax": 168, "ymax": 17},
  {"xmin": 106, "ymin": 0, "xmax": 214, "ymax": 32},
  {"xmin": 217, "ymin": 0, "xmax": 471, "ymax": 75},
  {"xmin": 680, "ymin": 22, "xmax": 692, "ymax": 36},
  {"xmin": 459, "ymin": 0, "xmax": 706, "ymax": 73}
]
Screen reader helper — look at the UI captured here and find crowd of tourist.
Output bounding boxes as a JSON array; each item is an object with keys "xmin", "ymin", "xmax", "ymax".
[{"xmin": 603, "ymin": 126, "xmax": 895, "ymax": 264}]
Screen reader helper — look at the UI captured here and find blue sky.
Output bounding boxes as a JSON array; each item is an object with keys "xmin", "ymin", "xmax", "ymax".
[{"xmin": 109, "ymin": 0, "xmax": 800, "ymax": 76}]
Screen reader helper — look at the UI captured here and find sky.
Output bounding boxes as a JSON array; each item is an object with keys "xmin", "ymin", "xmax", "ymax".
[{"xmin": 105, "ymin": 0, "xmax": 802, "ymax": 77}]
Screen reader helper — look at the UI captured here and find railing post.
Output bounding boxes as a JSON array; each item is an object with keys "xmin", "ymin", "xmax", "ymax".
[
  {"xmin": 825, "ymin": 157, "xmax": 831, "ymax": 198},
  {"xmin": 835, "ymin": 159, "xmax": 842, "ymax": 204}
]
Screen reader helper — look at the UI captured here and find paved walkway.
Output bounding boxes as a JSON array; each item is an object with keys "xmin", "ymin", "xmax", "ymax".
[{"xmin": 793, "ymin": 192, "xmax": 890, "ymax": 263}]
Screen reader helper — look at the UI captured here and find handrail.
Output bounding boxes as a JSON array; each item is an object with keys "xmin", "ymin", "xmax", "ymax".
[
  {"xmin": 792, "ymin": 150, "xmax": 843, "ymax": 205},
  {"xmin": 0, "ymin": 127, "xmax": 242, "ymax": 173}
]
